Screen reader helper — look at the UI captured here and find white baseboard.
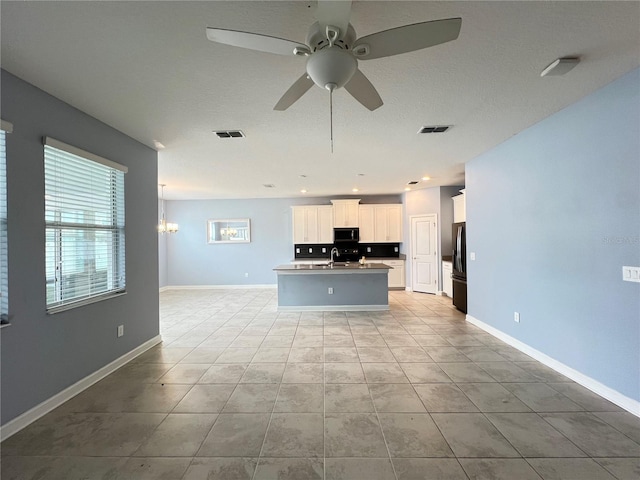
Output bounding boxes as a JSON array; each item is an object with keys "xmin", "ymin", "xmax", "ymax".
[
  {"xmin": 0, "ymin": 335, "xmax": 163, "ymax": 441},
  {"xmin": 466, "ymin": 314, "xmax": 640, "ymax": 417},
  {"xmin": 405, "ymin": 287, "xmax": 413, "ymax": 292},
  {"xmin": 163, "ymin": 284, "xmax": 277, "ymax": 290},
  {"xmin": 278, "ymin": 305, "xmax": 390, "ymax": 312},
  {"xmin": 159, "ymin": 286, "xmax": 171, "ymax": 292}
]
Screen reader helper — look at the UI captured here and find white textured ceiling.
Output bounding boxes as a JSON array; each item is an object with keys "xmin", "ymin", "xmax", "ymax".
[{"xmin": 2, "ymin": 1, "xmax": 639, "ymax": 200}]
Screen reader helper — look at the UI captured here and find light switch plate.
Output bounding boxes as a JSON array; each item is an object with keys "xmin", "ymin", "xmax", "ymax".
[
  {"xmin": 622, "ymin": 266, "xmax": 640, "ymax": 282},
  {"xmin": 308, "ymin": 248, "xmax": 312, "ymax": 254},
  {"xmin": 296, "ymin": 248, "xmax": 300, "ymax": 254},
  {"xmin": 367, "ymin": 247, "xmax": 372, "ymax": 253},
  {"xmin": 470, "ymin": 252, "xmax": 476, "ymax": 261},
  {"xmin": 322, "ymin": 247, "xmax": 326, "ymax": 253}
]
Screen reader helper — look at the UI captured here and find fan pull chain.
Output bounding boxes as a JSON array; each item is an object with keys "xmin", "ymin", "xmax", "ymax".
[{"xmin": 330, "ymin": 87, "xmax": 334, "ymax": 153}]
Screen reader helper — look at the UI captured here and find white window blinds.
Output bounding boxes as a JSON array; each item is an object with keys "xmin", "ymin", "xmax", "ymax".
[
  {"xmin": 0, "ymin": 122, "xmax": 10, "ymax": 322},
  {"xmin": 44, "ymin": 138, "xmax": 127, "ymax": 311}
]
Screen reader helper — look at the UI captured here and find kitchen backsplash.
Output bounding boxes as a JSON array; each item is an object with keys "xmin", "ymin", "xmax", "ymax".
[
  {"xmin": 294, "ymin": 243, "xmax": 400, "ymax": 259},
  {"xmin": 359, "ymin": 243, "xmax": 400, "ymax": 258},
  {"xmin": 294, "ymin": 244, "xmax": 333, "ymax": 259}
]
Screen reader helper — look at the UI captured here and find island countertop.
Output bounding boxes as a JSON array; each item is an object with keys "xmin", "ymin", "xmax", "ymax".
[{"xmin": 274, "ymin": 262, "xmax": 392, "ymax": 274}]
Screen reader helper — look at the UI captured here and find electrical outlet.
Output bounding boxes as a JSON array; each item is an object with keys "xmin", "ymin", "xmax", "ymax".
[
  {"xmin": 622, "ymin": 266, "xmax": 640, "ymax": 282},
  {"xmin": 514, "ymin": 312, "xmax": 520, "ymax": 323},
  {"xmin": 367, "ymin": 247, "xmax": 372, "ymax": 253},
  {"xmin": 296, "ymin": 248, "xmax": 300, "ymax": 254},
  {"xmin": 322, "ymin": 247, "xmax": 326, "ymax": 253},
  {"xmin": 328, "ymin": 287, "xmax": 333, "ymax": 295},
  {"xmin": 470, "ymin": 252, "xmax": 476, "ymax": 261},
  {"xmin": 308, "ymin": 248, "xmax": 312, "ymax": 253},
  {"xmin": 245, "ymin": 272, "xmax": 249, "ymax": 278},
  {"xmin": 117, "ymin": 325, "xmax": 124, "ymax": 337}
]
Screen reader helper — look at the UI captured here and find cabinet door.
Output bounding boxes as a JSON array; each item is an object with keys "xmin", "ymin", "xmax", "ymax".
[
  {"xmin": 346, "ymin": 202, "xmax": 359, "ymax": 226},
  {"xmin": 333, "ymin": 202, "xmax": 346, "ymax": 227},
  {"xmin": 374, "ymin": 207, "xmax": 388, "ymax": 242},
  {"xmin": 317, "ymin": 206, "xmax": 334, "ymax": 243},
  {"xmin": 442, "ymin": 262, "xmax": 453, "ymax": 297},
  {"xmin": 386, "ymin": 260, "xmax": 405, "ymax": 288},
  {"xmin": 386, "ymin": 205, "xmax": 403, "ymax": 242},
  {"xmin": 332, "ymin": 200, "xmax": 360, "ymax": 227},
  {"xmin": 305, "ymin": 207, "xmax": 319, "ymax": 243},
  {"xmin": 453, "ymin": 194, "xmax": 466, "ymax": 223},
  {"xmin": 359, "ymin": 206, "xmax": 375, "ymax": 243},
  {"xmin": 292, "ymin": 206, "xmax": 306, "ymax": 243}
]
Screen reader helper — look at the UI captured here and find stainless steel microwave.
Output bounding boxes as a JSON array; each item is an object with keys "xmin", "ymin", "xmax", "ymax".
[{"xmin": 334, "ymin": 228, "xmax": 359, "ymax": 243}]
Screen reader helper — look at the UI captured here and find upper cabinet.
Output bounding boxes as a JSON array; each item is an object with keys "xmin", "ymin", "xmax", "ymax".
[
  {"xmin": 331, "ymin": 199, "xmax": 360, "ymax": 227},
  {"xmin": 292, "ymin": 205, "xmax": 334, "ymax": 244},
  {"xmin": 359, "ymin": 205, "xmax": 375, "ymax": 242},
  {"xmin": 359, "ymin": 204, "xmax": 403, "ymax": 243},
  {"xmin": 453, "ymin": 189, "xmax": 466, "ymax": 223},
  {"xmin": 317, "ymin": 206, "xmax": 334, "ymax": 243},
  {"xmin": 293, "ymin": 200, "xmax": 403, "ymax": 244}
]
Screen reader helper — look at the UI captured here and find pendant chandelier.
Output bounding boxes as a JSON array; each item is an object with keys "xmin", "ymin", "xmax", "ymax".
[{"xmin": 158, "ymin": 184, "xmax": 178, "ymax": 234}]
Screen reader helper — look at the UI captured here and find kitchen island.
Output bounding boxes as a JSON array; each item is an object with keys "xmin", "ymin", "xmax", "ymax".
[{"xmin": 273, "ymin": 262, "xmax": 392, "ymax": 311}]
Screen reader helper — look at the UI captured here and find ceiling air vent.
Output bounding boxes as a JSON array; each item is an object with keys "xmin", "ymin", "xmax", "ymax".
[
  {"xmin": 407, "ymin": 181, "xmax": 419, "ymax": 185},
  {"xmin": 263, "ymin": 184, "xmax": 276, "ymax": 188},
  {"xmin": 418, "ymin": 125, "xmax": 451, "ymax": 134},
  {"xmin": 214, "ymin": 130, "xmax": 245, "ymax": 138}
]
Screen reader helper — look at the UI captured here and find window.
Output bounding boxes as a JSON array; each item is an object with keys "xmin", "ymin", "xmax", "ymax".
[
  {"xmin": 0, "ymin": 120, "xmax": 11, "ymax": 323},
  {"xmin": 44, "ymin": 137, "xmax": 127, "ymax": 312}
]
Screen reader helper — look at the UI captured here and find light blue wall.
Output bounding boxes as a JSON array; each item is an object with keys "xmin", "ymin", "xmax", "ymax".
[
  {"xmin": 165, "ymin": 195, "xmax": 401, "ymax": 286},
  {"xmin": 0, "ymin": 70, "xmax": 159, "ymax": 424},
  {"xmin": 466, "ymin": 68, "xmax": 640, "ymax": 401}
]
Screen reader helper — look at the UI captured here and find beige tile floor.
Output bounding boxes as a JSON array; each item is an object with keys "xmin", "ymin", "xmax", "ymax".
[{"xmin": 2, "ymin": 289, "xmax": 639, "ymax": 479}]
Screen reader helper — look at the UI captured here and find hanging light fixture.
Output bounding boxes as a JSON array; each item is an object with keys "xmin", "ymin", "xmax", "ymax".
[{"xmin": 158, "ymin": 184, "xmax": 178, "ymax": 234}]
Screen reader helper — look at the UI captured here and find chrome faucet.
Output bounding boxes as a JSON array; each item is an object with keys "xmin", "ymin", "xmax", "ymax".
[{"xmin": 329, "ymin": 247, "xmax": 340, "ymax": 266}]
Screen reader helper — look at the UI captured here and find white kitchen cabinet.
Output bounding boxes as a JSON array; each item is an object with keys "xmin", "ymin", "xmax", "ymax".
[
  {"xmin": 359, "ymin": 204, "xmax": 403, "ymax": 243},
  {"xmin": 292, "ymin": 205, "xmax": 333, "ymax": 244},
  {"xmin": 384, "ymin": 259, "xmax": 405, "ymax": 289},
  {"xmin": 442, "ymin": 261, "xmax": 453, "ymax": 297},
  {"xmin": 331, "ymin": 199, "xmax": 360, "ymax": 227},
  {"xmin": 317, "ymin": 206, "xmax": 334, "ymax": 243},
  {"xmin": 453, "ymin": 190, "xmax": 466, "ymax": 223},
  {"xmin": 358, "ymin": 205, "xmax": 375, "ymax": 242}
]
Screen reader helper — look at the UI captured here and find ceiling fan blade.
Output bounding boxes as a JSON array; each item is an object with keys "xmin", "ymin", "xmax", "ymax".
[
  {"xmin": 344, "ymin": 69, "xmax": 383, "ymax": 111},
  {"xmin": 206, "ymin": 27, "xmax": 306, "ymax": 56},
  {"xmin": 353, "ymin": 17, "xmax": 462, "ymax": 60},
  {"xmin": 316, "ymin": 0, "xmax": 352, "ymax": 39},
  {"xmin": 274, "ymin": 74, "xmax": 315, "ymax": 111}
]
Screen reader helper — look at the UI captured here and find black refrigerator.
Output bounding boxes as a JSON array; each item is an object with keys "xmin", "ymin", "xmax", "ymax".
[{"xmin": 452, "ymin": 222, "xmax": 467, "ymax": 313}]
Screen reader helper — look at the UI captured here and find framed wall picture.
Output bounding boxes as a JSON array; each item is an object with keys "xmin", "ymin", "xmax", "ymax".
[{"xmin": 207, "ymin": 218, "xmax": 251, "ymax": 244}]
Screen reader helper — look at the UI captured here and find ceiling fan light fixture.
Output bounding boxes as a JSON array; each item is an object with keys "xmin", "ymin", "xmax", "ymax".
[{"xmin": 306, "ymin": 46, "xmax": 357, "ymax": 90}]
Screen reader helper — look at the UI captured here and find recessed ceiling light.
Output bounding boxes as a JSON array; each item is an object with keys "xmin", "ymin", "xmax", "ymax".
[
  {"xmin": 404, "ymin": 187, "xmax": 411, "ymax": 192},
  {"xmin": 300, "ymin": 189, "xmax": 307, "ymax": 193},
  {"xmin": 352, "ymin": 188, "xmax": 359, "ymax": 192},
  {"xmin": 422, "ymin": 176, "xmax": 431, "ymax": 181}
]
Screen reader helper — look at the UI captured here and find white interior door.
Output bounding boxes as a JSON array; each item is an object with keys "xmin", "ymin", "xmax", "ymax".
[{"xmin": 411, "ymin": 214, "xmax": 438, "ymax": 293}]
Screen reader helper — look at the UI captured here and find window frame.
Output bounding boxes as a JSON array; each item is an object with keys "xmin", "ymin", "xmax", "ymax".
[
  {"xmin": 0, "ymin": 120, "xmax": 11, "ymax": 324},
  {"xmin": 43, "ymin": 137, "xmax": 127, "ymax": 314}
]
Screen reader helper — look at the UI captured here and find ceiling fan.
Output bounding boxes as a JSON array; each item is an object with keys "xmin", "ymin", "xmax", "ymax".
[{"xmin": 206, "ymin": 1, "xmax": 462, "ymax": 112}]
